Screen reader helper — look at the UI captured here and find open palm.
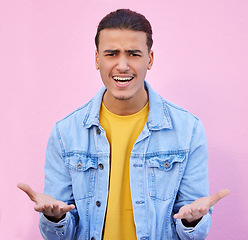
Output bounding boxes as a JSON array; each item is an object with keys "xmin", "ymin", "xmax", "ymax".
[{"xmin": 17, "ymin": 183, "xmax": 75, "ymax": 222}]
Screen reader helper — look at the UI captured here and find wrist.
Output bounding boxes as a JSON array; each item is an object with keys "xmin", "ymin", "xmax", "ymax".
[
  {"xmin": 181, "ymin": 217, "xmax": 202, "ymax": 227},
  {"xmin": 44, "ymin": 214, "xmax": 66, "ymax": 223}
]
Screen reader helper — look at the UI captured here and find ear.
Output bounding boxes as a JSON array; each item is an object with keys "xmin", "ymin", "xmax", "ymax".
[
  {"xmin": 147, "ymin": 50, "xmax": 154, "ymax": 70},
  {"xmin": 95, "ymin": 50, "xmax": 99, "ymax": 70}
]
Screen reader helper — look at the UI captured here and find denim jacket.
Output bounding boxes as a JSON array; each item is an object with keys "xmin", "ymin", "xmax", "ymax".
[{"xmin": 39, "ymin": 81, "xmax": 211, "ymax": 240}]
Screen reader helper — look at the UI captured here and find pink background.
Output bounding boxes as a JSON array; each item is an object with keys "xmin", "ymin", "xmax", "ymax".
[{"xmin": 0, "ymin": 0, "xmax": 247, "ymax": 239}]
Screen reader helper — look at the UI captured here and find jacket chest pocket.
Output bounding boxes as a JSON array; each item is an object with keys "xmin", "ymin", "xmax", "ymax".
[
  {"xmin": 66, "ymin": 154, "xmax": 98, "ymax": 200},
  {"xmin": 146, "ymin": 154, "xmax": 186, "ymax": 201}
]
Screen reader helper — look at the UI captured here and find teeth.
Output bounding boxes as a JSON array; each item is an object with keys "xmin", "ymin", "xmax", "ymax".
[
  {"xmin": 113, "ymin": 76, "xmax": 133, "ymax": 81},
  {"xmin": 118, "ymin": 81, "xmax": 128, "ymax": 85}
]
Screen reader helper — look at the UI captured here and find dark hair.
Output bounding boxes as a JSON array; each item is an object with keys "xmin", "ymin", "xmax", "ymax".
[{"xmin": 95, "ymin": 9, "xmax": 153, "ymax": 52}]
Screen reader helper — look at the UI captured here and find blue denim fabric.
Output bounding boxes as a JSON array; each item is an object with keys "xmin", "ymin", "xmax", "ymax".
[{"xmin": 39, "ymin": 81, "xmax": 211, "ymax": 240}]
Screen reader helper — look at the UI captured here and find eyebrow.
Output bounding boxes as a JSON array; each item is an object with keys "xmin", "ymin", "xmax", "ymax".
[
  {"xmin": 104, "ymin": 49, "xmax": 120, "ymax": 54},
  {"xmin": 127, "ymin": 50, "xmax": 143, "ymax": 54},
  {"xmin": 103, "ymin": 49, "xmax": 143, "ymax": 54}
]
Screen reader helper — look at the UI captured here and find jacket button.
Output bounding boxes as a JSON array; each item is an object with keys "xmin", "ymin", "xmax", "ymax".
[
  {"xmin": 96, "ymin": 127, "xmax": 101, "ymax": 135},
  {"xmin": 164, "ymin": 161, "xmax": 170, "ymax": 168},
  {"xmin": 98, "ymin": 163, "xmax": 104, "ymax": 170},
  {"xmin": 96, "ymin": 201, "xmax": 101, "ymax": 207},
  {"xmin": 77, "ymin": 162, "xmax": 82, "ymax": 169}
]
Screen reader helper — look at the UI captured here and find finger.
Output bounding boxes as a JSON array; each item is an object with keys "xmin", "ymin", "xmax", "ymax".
[
  {"xmin": 191, "ymin": 207, "xmax": 199, "ymax": 217},
  {"xmin": 198, "ymin": 206, "xmax": 209, "ymax": 216},
  {"xmin": 62, "ymin": 204, "xmax": 75, "ymax": 213},
  {"xmin": 174, "ymin": 207, "xmax": 186, "ymax": 219},
  {"xmin": 173, "ymin": 213, "xmax": 180, "ymax": 219},
  {"xmin": 49, "ymin": 204, "xmax": 74, "ymax": 219},
  {"xmin": 17, "ymin": 183, "xmax": 37, "ymax": 202},
  {"xmin": 52, "ymin": 204, "xmax": 61, "ymax": 216},
  {"xmin": 44, "ymin": 204, "xmax": 52, "ymax": 212},
  {"xmin": 34, "ymin": 204, "xmax": 43, "ymax": 212},
  {"xmin": 210, "ymin": 189, "xmax": 231, "ymax": 207},
  {"xmin": 34, "ymin": 203, "xmax": 51, "ymax": 214},
  {"xmin": 174, "ymin": 209, "xmax": 191, "ymax": 219},
  {"xmin": 34, "ymin": 204, "xmax": 49, "ymax": 213},
  {"xmin": 190, "ymin": 207, "xmax": 206, "ymax": 220},
  {"xmin": 68, "ymin": 204, "xmax": 75, "ymax": 210},
  {"xmin": 50, "ymin": 202, "xmax": 75, "ymax": 214}
]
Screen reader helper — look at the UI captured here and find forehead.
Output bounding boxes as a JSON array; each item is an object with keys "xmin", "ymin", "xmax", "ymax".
[{"xmin": 98, "ymin": 29, "xmax": 147, "ymax": 51}]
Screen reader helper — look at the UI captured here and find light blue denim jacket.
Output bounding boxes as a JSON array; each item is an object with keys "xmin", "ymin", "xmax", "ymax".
[{"xmin": 39, "ymin": 81, "xmax": 211, "ymax": 240}]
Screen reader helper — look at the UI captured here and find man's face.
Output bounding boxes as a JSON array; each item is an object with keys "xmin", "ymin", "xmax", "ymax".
[{"xmin": 95, "ymin": 29, "xmax": 153, "ymax": 104}]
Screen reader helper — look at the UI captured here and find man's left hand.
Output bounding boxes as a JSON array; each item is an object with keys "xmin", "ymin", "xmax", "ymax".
[{"xmin": 173, "ymin": 189, "xmax": 230, "ymax": 225}]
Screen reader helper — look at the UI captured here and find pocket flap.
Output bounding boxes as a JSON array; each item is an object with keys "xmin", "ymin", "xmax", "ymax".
[
  {"xmin": 146, "ymin": 154, "xmax": 186, "ymax": 171},
  {"xmin": 66, "ymin": 154, "xmax": 98, "ymax": 172}
]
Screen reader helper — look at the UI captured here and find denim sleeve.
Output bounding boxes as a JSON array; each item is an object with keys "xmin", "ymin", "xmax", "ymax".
[
  {"xmin": 39, "ymin": 212, "xmax": 77, "ymax": 239},
  {"xmin": 39, "ymin": 124, "xmax": 78, "ymax": 239},
  {"xmin": 174, "ymin": 119, "xmax": 212, "ymax": 240}
]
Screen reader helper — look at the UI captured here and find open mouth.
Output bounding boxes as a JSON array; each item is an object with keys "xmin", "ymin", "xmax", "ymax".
[{"xmin": 112, "ymin": 76, "xmax": 134, "ymax": 85}]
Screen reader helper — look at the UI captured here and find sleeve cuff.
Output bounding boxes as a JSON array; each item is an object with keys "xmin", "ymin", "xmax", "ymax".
[
  {"xmin": 176, "ymin": 213, "xmax": 211, "ymax": 239},
  {"xmin": 39, "ymin": 212, "xmax": 70, "ymax": 229}
]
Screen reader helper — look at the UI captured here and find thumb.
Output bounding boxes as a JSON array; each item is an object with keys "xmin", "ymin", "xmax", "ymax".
[
  {"xmin": 210, "ymin": 189, "xmax": 231, "ymax": 207},
  {"xmin": 17, "ymin": 182, "xmax": 37, "ymax": 203}
]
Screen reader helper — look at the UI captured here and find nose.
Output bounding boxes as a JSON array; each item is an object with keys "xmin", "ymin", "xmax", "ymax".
[{"xmin": 116, "ymin": 56, "xmax": 130, "ymax": 72}]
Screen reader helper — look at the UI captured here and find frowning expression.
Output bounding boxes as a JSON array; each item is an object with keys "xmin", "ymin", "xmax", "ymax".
[{"xmin": 95, "ymin": 29, "xmax": 153, "ymax": 104}]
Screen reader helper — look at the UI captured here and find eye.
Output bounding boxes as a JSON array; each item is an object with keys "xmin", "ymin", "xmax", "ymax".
[
  {"xmin": 105, "ymin": 52, "xmax": 118, "ymax": 57},
  {"xmin": 106, "ymin": 53, "xmax": 115, "ymax": 56},
  {"xmin": 130, "ymin": 53, "xmax": 141, "ymax": 57}
]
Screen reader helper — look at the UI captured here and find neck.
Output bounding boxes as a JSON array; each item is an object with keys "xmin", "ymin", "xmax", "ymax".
[{"xmin": 102, "ymin": 90, "xmax": 148, "ymax": 116}]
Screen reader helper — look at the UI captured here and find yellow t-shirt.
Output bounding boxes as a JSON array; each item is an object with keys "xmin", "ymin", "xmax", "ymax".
[{"xmin": 99, "ymin": 102, "xmax": 149, "ymax": 240}]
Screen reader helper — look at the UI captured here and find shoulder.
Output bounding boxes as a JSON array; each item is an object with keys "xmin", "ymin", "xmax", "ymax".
[
  {"xmin": 161, "ymin": 98, "xmax": 203, "ymax": 133},
  {"xmin": 55, "ymin": 99, "xmax": 93, "ymax": 129},
  {"xmin": 146, "ymin": 81, "xmax": 200, "ymax": 127},
  {"xmin": 163, "ymin": 98, "xmax": 199, "ymax": 121}
]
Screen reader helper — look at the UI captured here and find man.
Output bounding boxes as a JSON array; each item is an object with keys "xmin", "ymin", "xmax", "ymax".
[{"xmin": 18, "ymin": 9, "xmax": 230, "ymax": 240}]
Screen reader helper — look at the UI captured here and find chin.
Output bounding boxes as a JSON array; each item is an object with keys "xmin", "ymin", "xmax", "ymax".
[{"xmin": 114, "ymin": 95, "xmax": 133, "ymax": 101}]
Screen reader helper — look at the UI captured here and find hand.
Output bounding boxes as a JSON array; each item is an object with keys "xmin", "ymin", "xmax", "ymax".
[
  {"xmin": 17, "ymin": 183, "xmax": 75, "ymax": 222},
  {"xmin": 173, "ymin": 189, "xmax": 230, "ymax": 225}
]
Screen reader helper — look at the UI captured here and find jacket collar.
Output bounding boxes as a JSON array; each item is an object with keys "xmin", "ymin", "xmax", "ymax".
[
  {"xmin": 145, "ymin": 81, "xmax": 172, "ymax": 130},
  {"xmin": 82, "ymin": 81, "xmax": 172, "ymax": 130}
]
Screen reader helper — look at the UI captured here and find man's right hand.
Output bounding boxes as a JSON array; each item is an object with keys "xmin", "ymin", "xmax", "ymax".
[{"xmin": 17, "ymin": 183, "xmax": 75, "ymax": 222}]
